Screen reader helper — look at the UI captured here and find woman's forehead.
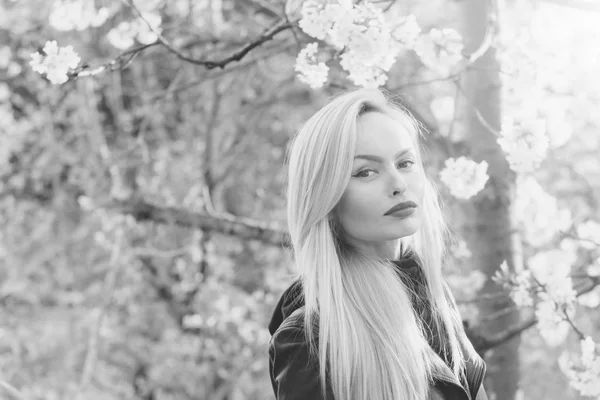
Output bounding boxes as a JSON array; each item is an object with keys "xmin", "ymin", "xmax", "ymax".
[{"xmin": 355, "ymin": 113, "xmax": 415, "ymax": 154}]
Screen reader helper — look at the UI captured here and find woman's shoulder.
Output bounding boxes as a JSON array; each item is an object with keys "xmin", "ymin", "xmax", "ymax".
[
  {"xmin": 271, "ymin": 307, "xmax": 306, "ymax": 339},
  {"xmin": 268, "ymin": 307, "xmax": 328, "ymax": 399},
  {"xmin": 269, "ymin": 306, "xmax": 320, "ymax": 354}
]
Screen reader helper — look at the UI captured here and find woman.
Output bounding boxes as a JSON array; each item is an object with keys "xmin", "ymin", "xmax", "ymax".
[{"xmin": 267, "ymin": 88, "xmax": 488, "ymax": 400}]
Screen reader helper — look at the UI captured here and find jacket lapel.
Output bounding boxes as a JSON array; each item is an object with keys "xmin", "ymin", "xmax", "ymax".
[
  {"xmin": 426, "ymin": 339, "xmax": 487, "ymax": 400},
  {"xmin": 426, "ymin": 346, "xmax": 471, "ymax": 400}
]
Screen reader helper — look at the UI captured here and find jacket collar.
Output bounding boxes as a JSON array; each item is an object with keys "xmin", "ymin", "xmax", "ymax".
[
  {"xmin": 427, "ymin": 325, "xmax": 487, "ymax": 400},
  {"xmin": 268, "ymin": 257, "xmax": 486, "ymax": 400}
]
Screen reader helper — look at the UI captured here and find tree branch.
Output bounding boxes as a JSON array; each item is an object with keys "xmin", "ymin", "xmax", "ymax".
[
  {"xmin": 122, "ymin": 0, "xmax": 295, "ymax": 69},
  {"xmin": 472, "ymin": 275, "xmax": 600, "ymax": 353},
  {"xmin": 109, "ymin": 197, "xmax": 289, "ymax": 247},
  {"xmin": 390, "ymin": 0, "xmax": 494, "ymax": 91},
  {"xmin": 70, "ymin": 42, "xmax": 160, "ymax": 80},
  {"xmin": 2, "ymin": 176, "xmax": 290, "ymax": 247}
]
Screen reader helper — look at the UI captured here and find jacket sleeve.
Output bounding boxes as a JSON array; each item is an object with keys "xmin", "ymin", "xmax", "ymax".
[{"xmin": 268, "ymin": 324, "xmax": 326, "ymax": 400}]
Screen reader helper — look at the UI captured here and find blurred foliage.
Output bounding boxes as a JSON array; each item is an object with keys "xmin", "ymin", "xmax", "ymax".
[{"xmin": 1, "ymin": 0, "xmax": 599, "ymax": 399}]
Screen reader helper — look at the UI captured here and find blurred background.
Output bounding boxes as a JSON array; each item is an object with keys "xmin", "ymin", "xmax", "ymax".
[{"xmin": 1, "ymin": 0, "xmax": 599, "ymax": 399}]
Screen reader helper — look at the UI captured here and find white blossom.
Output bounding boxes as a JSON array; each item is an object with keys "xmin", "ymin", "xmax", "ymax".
[
  {"xmin": 559, "ymin": 337, "xmax": 600, "ymax": 397},
  {"xmin": 0, "ymin": 46, "xmax": 12, "ymax": 69},
  {"xmin": 49, "ymin": 0, "xmax": 110, "ymax": 31},
  {"xmin": 107, "ymin": 11, "xmax": 162, "ymax": 50},
  {"xmin": 511, "ymin": 269, "xmax": 534, "ymax": 308},
  {"xmin": 446, "ymin": 270, "xmax": 486, "ymax": 300},
  {"xmin": 324, "ymin": 1, "xmax": 360, "ymax": 48},
  {"xmin": 29, "ymin": 40, "xmax": 80, "ymax": 84},
  {"xmin": 136, "ymin": 12, "xmax": 162, "ymax": 44},
  {"xmin": 492, "ymin": 260, "xmax": 533, "ymax": 308},
  {"xmin": 295, "ymin": 43, "xmax": 329, "ymax": 89},
  {"xmin": 497, "ymin": 116, "xmax": 549, "ymax": 174},
  {"xmin": 339, "ymin": 51, "xmax": 389, "ymax": 88},
  {"xmin": 576, "ymin": 220, "xmax": 600, "ymax": 250},
  {"xmin": 107, "ymin": 21, "xmax": 136, "ymax": 50},
  {"xmin": 297, "ymin": 0, "xmax": 420, "ymax": 88},
  {"xmin": 298, "ymin": 0, "xmax": 333, "ymax": 40},
  {"xmin": 578, "ymin": 287, "xmax": 600, "ymax": 309},
  {"xmin": 391, "ymin": 15, "xmax": 421, "ymax": 48},
  {"xmin": 515, "ymin": 176, "xmax": 572, "ymax": 246},
  {"xmin": 544, "ymin": 108, "xmax": 573, "ymax": 148},
  {"xmin": 439, "ymin": 156, "xmax": 489, "ymax": 200},
  {"xmin": 182, "ymin": 314, "xmax": 204, "ymax": 329},
  {"xmin": 450, "ymin": 239, "xmax": 471, "ymax": 260},
  {"xmin": 430, "ymin": 95, "xmax": 455, "ymax": 136},
  {"xmin": 528, "ymin": 249, "xmax": 577, "ymax": 307},
  {"xmin": 414, "ymin": 28, "xmax": 464, "ymax": 75},
  {"xmin": 588, "ymin": 261, "xmax": 600, "ymax": 277},
  {"xmin": 0, "ymin": 83, "xmax": 9, "ymax": 102},
  {"xmin": 535, "ymin": 295, "xmax": 572, "ymax": 347}
]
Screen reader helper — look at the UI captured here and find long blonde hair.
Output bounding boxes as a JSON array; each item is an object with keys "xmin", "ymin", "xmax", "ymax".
[{"xmin": 285, "ymin": 88, "xmax": 475, "ymax": 400}]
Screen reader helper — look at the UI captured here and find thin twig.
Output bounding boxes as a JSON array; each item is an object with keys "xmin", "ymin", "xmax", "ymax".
[
  {"xmin": 70, "ymin": 42, "xmax": 159, "ymax": 80},
  {"xmin": 559, "ymin": 230, "xmax": 600, "ymax": 248},
  {"xmin": 147, "ymin": 41, "xmax": 294, "ymax": 102},
  {"xmin": 392, "ymin": 3, "xmax": 495, "ymax": 91},
  {"xmin": 122, "ymin": 0, "xmax": 295, "ymax": 69},
  {"xmin": 454, "ymin": 80, "xmax": 501, "ymax": 136}
]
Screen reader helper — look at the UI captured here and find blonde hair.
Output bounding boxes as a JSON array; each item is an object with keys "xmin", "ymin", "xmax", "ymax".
[{"xmin": 284, "ymin": 88, "xmax": 478, "ymax": 400}]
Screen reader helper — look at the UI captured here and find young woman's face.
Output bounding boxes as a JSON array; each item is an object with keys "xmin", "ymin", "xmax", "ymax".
[{"xmin": 335, "ymin": 111, "xmax": 425, "ymax": 259}]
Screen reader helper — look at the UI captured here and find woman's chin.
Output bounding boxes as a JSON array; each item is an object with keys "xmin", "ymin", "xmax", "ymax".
[{"xmin": 390, "ymin": 218, "xmax": 420, "ymax": 238}]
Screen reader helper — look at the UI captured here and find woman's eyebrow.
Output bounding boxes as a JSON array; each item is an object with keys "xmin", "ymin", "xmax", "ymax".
[{"xmin": 353, "ymin": 148, "xmax": 415, "ymax": 163}]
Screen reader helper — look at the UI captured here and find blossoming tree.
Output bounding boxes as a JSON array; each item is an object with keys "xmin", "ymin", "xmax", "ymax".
[{"xmin": 1, "ymin": 0, "xmax": 599, "ymax": 399}]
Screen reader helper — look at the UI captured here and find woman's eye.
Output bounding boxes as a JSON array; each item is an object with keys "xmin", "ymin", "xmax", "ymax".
[
  {"xmin": 355, "ymin": 170, "xmax": 373, "ymax": 178},
  {"xmin": 354, "ymin": 161, "xmax": 415, "ymax": 178},
  {"xmin": 397, "ymin": 160, "xmax": 415, "ymax": 169}
]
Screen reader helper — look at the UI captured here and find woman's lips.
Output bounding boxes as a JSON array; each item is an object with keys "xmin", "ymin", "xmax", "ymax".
[{"xmin": 385, "ymin": 206, "xmax": 416, "ymax": 218}]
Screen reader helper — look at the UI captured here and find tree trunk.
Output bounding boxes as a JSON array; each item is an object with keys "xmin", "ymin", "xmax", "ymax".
[{"xmin": 459, "ymin": 1, "xmax": 522, "ymax": 399}]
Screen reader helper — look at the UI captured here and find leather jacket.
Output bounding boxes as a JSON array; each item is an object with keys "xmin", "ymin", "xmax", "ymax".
[{"xmin": 267, "ymin": 258, "xmax": 489, "ymax": 400}]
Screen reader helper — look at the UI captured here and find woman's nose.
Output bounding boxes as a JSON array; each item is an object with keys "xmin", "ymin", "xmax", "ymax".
[{"xmin": 389, "ymin": 169, "xmax": 408, "ymax": 195}]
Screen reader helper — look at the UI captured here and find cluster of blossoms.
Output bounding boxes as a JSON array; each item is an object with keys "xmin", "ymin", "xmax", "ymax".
[
  {"xmin": 494, "ymin": 246, "xmax": 582, "ymax": 348},
  {"xmin": 514, "ymin": 176, "xmax": 572, "ymax": 247},
  {"xmin": 529, "ymin": 249, "xmax": 578, "ymax": 346},
  {"xmin": 49, "ymin": 0, "xmax": 110, "ymax": 31},
  {"xmin": 492, "ymin": 260, "xmax": 534, "ymax": 308},
  {"xmin": 497, "ymin": 115, "xmax": 549, "ymax": 174},
  {"xmin": 29, "ymin": 40, "xmax": 80, "ymax": 84},
  {"xmin": 535, "ymin": 295, "xmax": 574, "ymax": 346},
  {"xmin": 295, "ymin": 43, "xmax": 329, "ymax": 89},
  {"xmin": 413, "ymin": 28, "xmax": 464, "ymax": 76},
  {"xmin": 297, "ymin": 0, "xmax": 462, "ymax": 88},
  {"xmin": 576, "ymin": 220, "xmax": 600, "ymax": 250},
  {"xmin": 107, "ymin": 11, "xmax": 162, "ymax": 50},
  {"xmin": 510, "ymin": 271, "xmax": 534, "ymax": 308},
  {"xmin": 429, "ymin": 95, "xmax": 455, "ymax": 136},
  {"xmin": 559, "ymin": 337, "xmax": 600, "ymax": 398},
  {"xmin": 529, "ymin": 249, "xmax": 577, "ymax": 307},
  {"xmin": 495, "ymin": 241, "xmax": 600, "ymax": 392},
  {"xmin": 297, "ymin": 0, "xmax": 410, "ymax": 87},
  {"xmin": 438, "ymin": 156, "xmax": 489, "ymax": 200}
]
